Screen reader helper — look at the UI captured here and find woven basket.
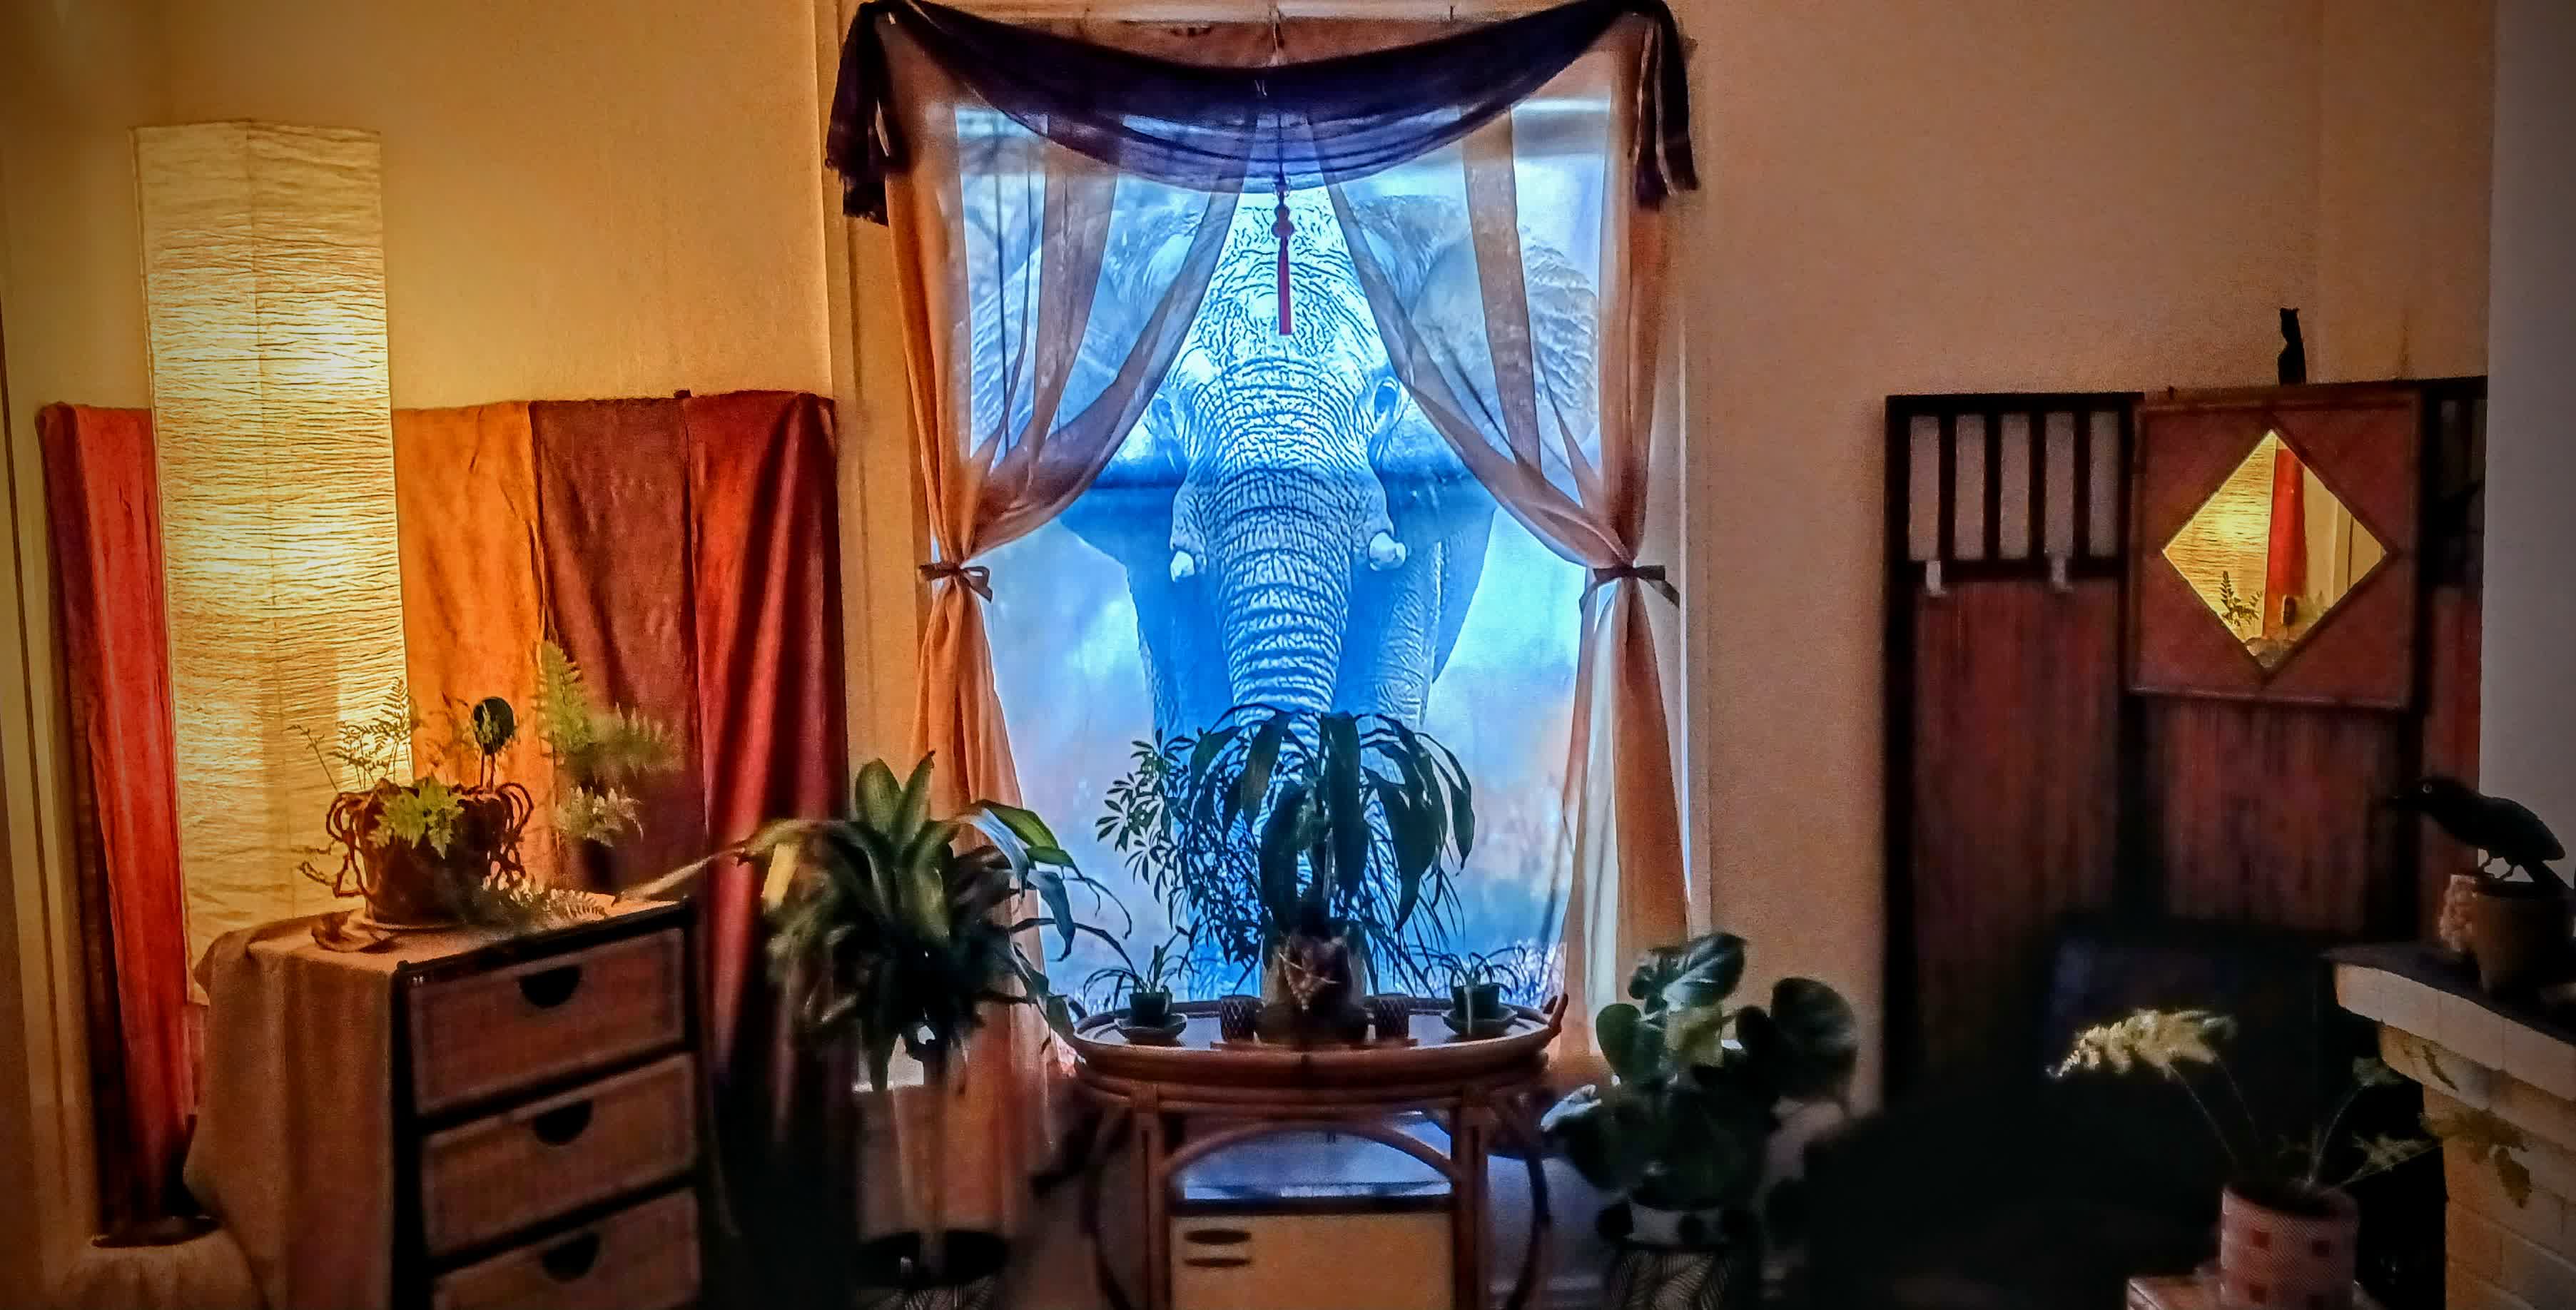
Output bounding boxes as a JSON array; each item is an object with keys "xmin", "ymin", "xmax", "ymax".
[{"xmin": 851, "ymin": 1231, "xmax": 1008, "ymax": 1310}]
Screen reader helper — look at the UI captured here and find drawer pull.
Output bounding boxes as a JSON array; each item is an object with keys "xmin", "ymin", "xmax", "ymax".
[
  {"xmin": 539, "ymin": 1232, "xmax": 602, "ymax": 1283},
  {"xmin": 1182, "ymin": 1256, "xmax": 1251, "ymax": 1269},
  {"xmin": 1182, "ymin": 1227, "xmax": 1251, "ymax": 1246},
  {"xmin": 530, "ymin": 1101, "xmax": 594, "ymax": 1146},
  {"xmin": 517, "ymin": 964, "xmax": 584, "ymax": 1009}
]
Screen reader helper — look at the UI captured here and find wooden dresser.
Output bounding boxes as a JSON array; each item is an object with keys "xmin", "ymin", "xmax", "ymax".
[{"xmin": 392, "ymin": 902, "xmax": 706, "ymax": 1310}]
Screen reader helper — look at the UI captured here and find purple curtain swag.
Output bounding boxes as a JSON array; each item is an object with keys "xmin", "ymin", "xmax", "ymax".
[{"xmin": 826, "ymin": 0, "xmax": 1698, "ymax": 223}]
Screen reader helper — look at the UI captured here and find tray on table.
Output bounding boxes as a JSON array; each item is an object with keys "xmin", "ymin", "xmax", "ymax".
[{"xmin": 1069, "ymin": 997, "xmax": 1560, "ymax": 1090}]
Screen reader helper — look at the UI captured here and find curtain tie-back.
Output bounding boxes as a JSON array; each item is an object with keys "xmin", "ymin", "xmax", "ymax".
[
  {"xmin": 919, "ymin": 560, "xmax": 994, "ymax": 601},
  {"xmin": 1586, "ymin": 562, "xmax": 1678, "ymax": 606}
]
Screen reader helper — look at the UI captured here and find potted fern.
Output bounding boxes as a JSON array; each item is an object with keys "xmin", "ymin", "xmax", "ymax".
[
  {"xmin": 692, "ymin": 753, "xmax": 1117, "ymax": 1308},
  {"xmin": 297, "ymin": 642, "xmax": 676, "ymax": 935}
]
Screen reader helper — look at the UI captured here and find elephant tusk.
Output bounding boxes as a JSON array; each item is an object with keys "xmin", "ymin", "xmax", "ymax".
[
  {"xmin": 1366, "ymin": 532, "xmax": 1409, "ymax": 571},
  {"xmin": 1170, "ymin": 550, "xmax": 1197, "ymax": 582}
]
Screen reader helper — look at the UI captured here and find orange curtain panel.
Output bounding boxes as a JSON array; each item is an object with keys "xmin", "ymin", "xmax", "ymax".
[{"xmin": 392, "ymin": 402, "xmax": 556, "ymax": 855}]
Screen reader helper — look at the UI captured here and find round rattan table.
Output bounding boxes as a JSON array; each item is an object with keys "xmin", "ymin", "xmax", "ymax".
[{"xmin": 1068, "ymin": 995, "xmax": 1564, "ymax": 1310}]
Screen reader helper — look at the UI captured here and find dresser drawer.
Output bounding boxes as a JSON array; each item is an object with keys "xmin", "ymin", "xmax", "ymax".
[
  {"xmin": 432, "ymin": 1187, "xmax": 699, "ymax": 1310},
  {"xmin": 409, "ymin": 927, "xmax": 684, "ymax": 1114},
  {"xmin": 421, "ymin": 1054, "xmax": 696, "ymax": 1256},
  {"xmin": 1170, "ymin": 1211, "xmax": 1451, "ymax": 1310}
]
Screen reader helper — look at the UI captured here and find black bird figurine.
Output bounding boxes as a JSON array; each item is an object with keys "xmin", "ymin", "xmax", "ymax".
[
  {"xmin": 2278, "ymin": 308, "xmax": 2308, "ymax": 386},
  {"xmin": 2387, "ymin": 775, "xmax": 2567, "ymax": 890}
]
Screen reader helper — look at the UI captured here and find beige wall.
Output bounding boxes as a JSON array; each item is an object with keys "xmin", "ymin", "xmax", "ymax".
[
  {"xmin": 2316, "ymin": 0, "xmax": 2494, "ymax": 382},
  {"xmin": 2482, "ymin": 0, "xmax": 2576, "ymax": 855},
  {"xmin": 1683, "ymin": 0, "xmax": 2493, "ymax": 1100},
  {"xmin": 0, "ymin": 0, "xmax": 168, "ymax": 1279},
  {"xmin": 152, "ymin": 0, "xmax": 838, "ymax": 409}
]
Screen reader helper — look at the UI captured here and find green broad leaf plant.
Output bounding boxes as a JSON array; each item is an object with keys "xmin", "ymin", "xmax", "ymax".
[
  {"xmin": 1543, "ymin": 933, "xmax": 1860, "ymax": 1232},
  {"xmin": 675, "ymin": 754, "xmax": 1125, "ymax": 1281}
]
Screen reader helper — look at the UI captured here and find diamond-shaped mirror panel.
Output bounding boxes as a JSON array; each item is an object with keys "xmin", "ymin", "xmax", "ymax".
[{"xmin": 2161, "ymin": 432, "xmax": 2385, "ymax": 671}]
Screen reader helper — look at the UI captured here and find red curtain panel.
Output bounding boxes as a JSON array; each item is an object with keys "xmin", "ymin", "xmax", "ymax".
[
  {"xmin": 680, "ymin": 392, "xmax": 854, "ymax": 1306},
  {"xmin": 528, "ymin": 398, "xmax": 713, "ymax": 891},
  {"xmin": 38, "ymin": 403, "xmax": 196, "ymax": 1226},
  {"xmin": 681, "ymin": 390, "xmax": 850, "ymax": 1063}
]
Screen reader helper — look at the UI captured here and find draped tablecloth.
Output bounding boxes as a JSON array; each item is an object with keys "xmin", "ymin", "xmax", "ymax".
[{"xmin": 183, "ymin": 900, "xmax": 655, "ymax": 1310}]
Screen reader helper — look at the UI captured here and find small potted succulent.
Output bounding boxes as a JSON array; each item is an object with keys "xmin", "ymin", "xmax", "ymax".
[
  {"xmin": 2388, "ymin": 776, "xmax": 2569, "ymax": 994},
  {"xmin": 1544, "ymin": 932, "xmax": 1857, "ymax": 1310},
  {"xmin": 2054, "ymin": 1010, "xmax": 2530, "ymax": 1310},
  {"xmin": 1436, "ymin": 949, "xmax": 1511, "ymax": 1036},
  {"xmin": 1087, "ymin": 924, "xmax": 1193, "ymax": 1035},
  {"xmin": 685, "ymin": 753, "xmax": 1117, "ymax": 1309}
]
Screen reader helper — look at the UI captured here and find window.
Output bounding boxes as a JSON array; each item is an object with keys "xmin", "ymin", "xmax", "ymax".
[{"xmin": 970, "ymin": 96, "xmax": 1614, "ymax": 1005}]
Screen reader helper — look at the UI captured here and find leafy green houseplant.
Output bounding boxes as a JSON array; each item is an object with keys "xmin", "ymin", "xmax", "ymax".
[
  {"xmin": 696, "ymin": 754, "xmax": 1116, "ymax": 1297},
  {"xmin": 1435, "ymin": 949, "xmax": 1511, "ymax": 1031},
  {"xmin": 1545, "ymin": 933, "xmax": 1858, "ymax": 1247},
  {"xmin": 1100, "ymin": 706, "xmax": 1474, "ymax": 1036},
  {"xmin": 297, "ymin": 642, "xmax": 678, "ymax": 933},
  {"xmin": 1086, "ymin": 925, "xmax": 1193, "ymax": 1029}
]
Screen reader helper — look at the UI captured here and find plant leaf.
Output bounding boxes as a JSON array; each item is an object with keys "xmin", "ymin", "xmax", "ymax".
[
  {"xmin": 1541, "ymin": 1085, "xmax": 1657, "ymax": 1196},
  {"xmin": 1596, "ymin": 1002, "xmax": 1663, "ymax": 1083},
  {"xmin": 1189, "ymin": 726, "xmax": 1242, "ymax": 787},
  {"xmin": 1259, "ymin": 782, "xmax": 1309, "ymax": 928},
  {"xmin": 853, "ymin": 758, "xmax": 903, "ymax": 831},
  {"xmin": 1628, "ymin": 933, "xmax": 1747, "ymax": 1013},
  {"xmin": 1235, "ymin": 714, "xmax": 1290, "ymax": 829},
  {"xmin": 1322, "ymin": 714, "xmax": 1367, "ymax": 904},
  {"xmin": 892, "ymin": 753, "xmax": 935, "ymax": 843},
  {"xmin": 1738, "ymin": 977, "xmax": 1860, "ymax": 1103}
]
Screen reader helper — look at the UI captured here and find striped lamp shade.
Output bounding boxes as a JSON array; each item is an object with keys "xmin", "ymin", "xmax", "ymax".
[{"xmin": 135, "ymin": 122, "xmax": 407, "ymax": 970}]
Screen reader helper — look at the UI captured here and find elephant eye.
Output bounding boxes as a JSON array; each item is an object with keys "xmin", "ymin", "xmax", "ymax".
[{"xmin": 1368, "ymin": 376, "xmax": 1406, "ymax": 432}]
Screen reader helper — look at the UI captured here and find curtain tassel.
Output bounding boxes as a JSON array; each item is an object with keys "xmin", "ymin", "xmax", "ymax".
[{"xmin": 1273, "ymin": 184, "xmax": 1294, "ymax": 336}]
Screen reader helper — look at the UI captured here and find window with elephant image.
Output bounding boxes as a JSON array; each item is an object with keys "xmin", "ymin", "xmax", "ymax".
[{"xmin": 972, "ymin": 102, "xmax": 1617, "ymax": 1010}]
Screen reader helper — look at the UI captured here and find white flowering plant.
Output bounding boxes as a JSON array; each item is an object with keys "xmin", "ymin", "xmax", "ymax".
[{"xmin": 2055, "ymin": 1008, "xmax": 2526, "ymax": 1206}]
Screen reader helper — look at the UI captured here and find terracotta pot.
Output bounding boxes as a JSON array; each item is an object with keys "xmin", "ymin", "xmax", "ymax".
[
  {"xmin": 358, "ymin": 839, "xmax": 462, "ymax": 928},
  {"xmin": 2467, "ymin": 882, "xmax": 2572, "ymax": 995},
  {"xmin": 348, "ymin": 786, "xmax": 521, "ymax": 929},
  {"xmin": 2217, "ymin": 1183, "xmax": 2356, "ymax": 1310}
]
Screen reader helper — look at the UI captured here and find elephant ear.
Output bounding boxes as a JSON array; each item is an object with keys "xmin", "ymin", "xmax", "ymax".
[{"xmin": 1345, "ymin": 193, "xmax": 1604, "ymax": 495}]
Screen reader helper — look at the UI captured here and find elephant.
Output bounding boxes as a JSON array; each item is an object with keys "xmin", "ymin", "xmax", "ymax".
[{"xmin": 974, "ymin": 186, "xmax": 1598, "ymax": 747}]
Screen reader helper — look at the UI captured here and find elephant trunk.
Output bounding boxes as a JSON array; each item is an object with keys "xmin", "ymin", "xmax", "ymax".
[{"xmin": 1186, "ymin": 357, "xmax": 1390, "ymax": 716}]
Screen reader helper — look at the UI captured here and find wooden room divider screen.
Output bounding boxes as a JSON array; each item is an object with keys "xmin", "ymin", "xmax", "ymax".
[{"xmin": 1882, "ymin": 380, "xmax": 2487, "ymax": 1090}]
